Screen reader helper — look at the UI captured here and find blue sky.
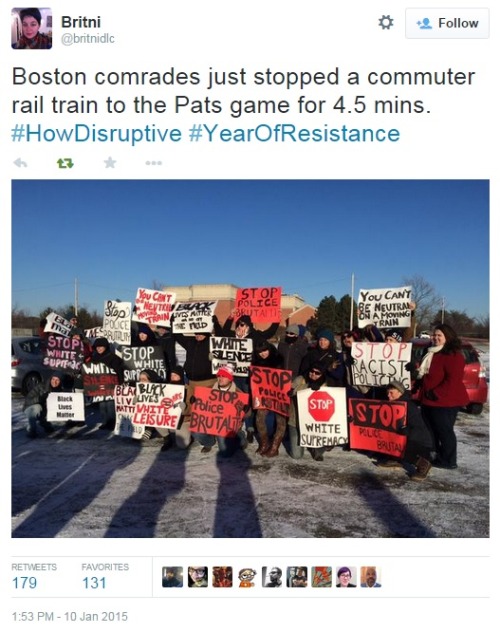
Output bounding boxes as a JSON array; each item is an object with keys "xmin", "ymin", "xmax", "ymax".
[{"xmin": 12, "ymin": 179, "xmax": 489, "ymax": 319}]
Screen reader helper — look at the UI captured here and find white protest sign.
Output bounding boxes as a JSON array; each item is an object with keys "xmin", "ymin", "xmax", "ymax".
[
  {"xmin": 114, "ymin": 385, "xmax": 144, "ymax": 439},
  {"xmin": 133, "ymin": 382, "xmax": 185, "ymax": 430},
  {"xmin": 210, "ymin": 336, "xmax": 253, "ymax": 377},
  {"xmin": 44, "ymin": 312, "xmax": 72, "ymax": 337},
  {"xmin": 47, "ymin": 392, "xmax": 85, "ymax": 422},
  {"xmin": 102, "ymin": 300, "xmax": 131, "ymax": 345},
  {"xmin": 172, "ymin": 300, "xmax": 217, "ymax": 334},
  {"xmin": 133, "ymin": 288, "xmax": 176, "ymax": 326},
  {"xmin": 297, "ymin": 387, "xmax": 348, "ymax": 448},
  {"xmin": 357, "ymin": 286, "xmax": 412, "ymax": 328},
  {"xmin": 351, "ymin": 341, "xmax": 412, "ymax": 389}
]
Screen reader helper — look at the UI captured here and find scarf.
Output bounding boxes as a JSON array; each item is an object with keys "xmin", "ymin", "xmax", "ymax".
[{"xmin": 417, "ymin": 344, "xmax": 444, "ymax": 378}]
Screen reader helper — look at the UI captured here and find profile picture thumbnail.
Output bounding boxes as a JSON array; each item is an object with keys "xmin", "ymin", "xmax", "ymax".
[
  {"xmin": 287, "ymin": 566, "xmax": 308, "ymax": 587},
  {"xmin": 311, "ymin": 566, "xmax": 332, "ymax": 587},
  {"xmin": 360, "ymin": 566, "xmax": 382, "ymax": 588},
  {"xmin": 12, "ymin": 7, "xmax": 52, "ymax": 49},
  {"xmin": 161, "ymin": 566, "xmax": 183, "ymax": 588},
  {"xmin": 262, "ymin": 566, "xmax": 283, "ymax": 587},
  {"xmin": 212, "ymin": 566, "xmax": 233, "ymax": 588},
  {"xmin": 188, "ymin": 566, "xmax": 208, "ymax": 587}
]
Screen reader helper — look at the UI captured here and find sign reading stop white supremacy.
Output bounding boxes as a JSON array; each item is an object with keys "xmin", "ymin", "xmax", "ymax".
[{"xmin": 297, "ymin": 387, "xmax": 348, "ymax": 448}]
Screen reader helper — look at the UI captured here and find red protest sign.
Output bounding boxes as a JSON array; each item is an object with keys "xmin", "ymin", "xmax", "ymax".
[
  {"xmin": 235, "ymin": 287, "xmax": 281, "ymax": 323},
  {"xmin": 250, "ymin": 366, "xmax": 292, "ymax": 416},
  {"xmin": 190, "ymin": 386, "xmax": 249, "ymax": 438},
  {"xmin": 348, "ymin": 398, "xmax": 407, "ymax": 458}
]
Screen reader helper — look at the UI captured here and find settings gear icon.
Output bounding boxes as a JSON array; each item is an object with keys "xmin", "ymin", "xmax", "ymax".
[{"xmin": 378, "ymin": 15, "xmax": 394, "ymax": 30}]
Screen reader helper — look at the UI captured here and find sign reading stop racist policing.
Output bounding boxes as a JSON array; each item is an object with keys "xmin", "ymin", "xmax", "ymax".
[
  {"xmin": 235, "ymin": 287, "xmax": 282, "ymax": 323},
  {"xmin": 349, "ymin": 398, "xmax": 407, "ymax": 458},
  {"xmin": 296, "ymin": 387, "xmax": 348, "ymax": 448}
]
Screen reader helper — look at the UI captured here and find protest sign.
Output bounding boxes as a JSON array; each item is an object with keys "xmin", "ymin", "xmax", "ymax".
[
  {"xmin": 122, "ymin": 346, "xmax": 167, "ymax": 383},
  {"xmin": 171, "ymin": 300, "xmax": 217, "ymax": 334},
  {"xmin": 114, "ymin": 385, "xmax": 144, "ymax": 439},
  {"xmin": 47, "ymin": 392, "xmax": 85, "ymax": 423},
  {"xmin": 210, "ymin": 337, "xmax": 253, "ymax": 377},
  {"xmin": 235, "ymin": 286, "xmax": 282, "ymax": 323},
  {"xmin": 349, "ymin": 398, "xmax": 408, "ymax": 458},
  {"xmin": 44, "ymin": 312, "xmax": 72, "ymax": 337},
  {"xmin": 133, "ymin": 382, "xmax": 185, "ymax": 430},
  {"xmin": 250, "ymin": 366, "xmax": 292, "ymax": 416},
  {"xmin": 43, "ymin": 334, "xmax": 85, "ymax": 371},
  {"xmin": 357, "ymin": 286, "xmax": 412, "ymax": 328},
  {"xmin": 82, "ymin": 362, "xmax": 120, "ymax": 401},
  {"xmin": 133, "ymin": 287, "xmax": 176, "ymax": 326},
  {"xmin": 190, "ymin": 386, "xmax": 249, "ymax": 438},
  {"xmin": 85, "ymin": 326, "xmax": 103, "ymax": 340},
  {"xmin": 351, "ymin": 341, "xmax": 412, "ymax": 389},
  {"xmin": 102, "ymin": 300, "xmax": 131, "ymax": 345},
  {"xmin": 297, "ymin": 387, "xmax": 348, "ymax": 448}
]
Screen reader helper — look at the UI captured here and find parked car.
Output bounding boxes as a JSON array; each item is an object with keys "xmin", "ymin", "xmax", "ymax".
[
  {"xmin": 410, "ymin": 338, "xmax": 488, "ymax": 414},
  {"xmin": 11, "ymin": 336, "xmax": 52, "ymax": 395}
]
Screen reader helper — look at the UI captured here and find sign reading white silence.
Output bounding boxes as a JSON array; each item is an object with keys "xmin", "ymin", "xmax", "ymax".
[
  {"xmin": 357, "ymin": 286, "xmax": 412, "ymax": 328},
  {"xmin": 210, "ymin": 337, "xmax": 253, "ymax": 377},
  {"xmin": 351, "ymin": 341, "xmax": 412, "ymax": 389}
]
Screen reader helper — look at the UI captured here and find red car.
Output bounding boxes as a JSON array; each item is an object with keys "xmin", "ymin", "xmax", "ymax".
[{"xmin": 410, "ymin": 338, "xmax": 488, "ymax": 414}]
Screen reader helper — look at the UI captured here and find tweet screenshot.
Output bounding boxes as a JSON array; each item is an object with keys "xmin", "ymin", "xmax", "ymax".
[{"xmin": 4, "ymin": 0, "xmax": 495, "ymax": 627}]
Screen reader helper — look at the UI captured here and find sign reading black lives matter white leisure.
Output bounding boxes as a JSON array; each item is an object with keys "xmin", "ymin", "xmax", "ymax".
[
  {"xmin": 357, "ymin": 286, "xmax": 412, "ymax": 328},
  {"xmin": 297, "ymin": 387, "xmax": 348, "ymax": 448},
  {"xmin": 102, "ymin": 300, "xmax": 131, "ymax": 345},
  {"xmin": 351, "ymin": 341, "xmax": 412, "ymax": 389},
  {"xmin": 210, "ymin": 337, "xmax": 253, "ymax": 377},
  {"xmin": 133, "ymin": 382, "xmax": 185, "ymax": 430},
  {"xmin": 172, "ymin": 300, "xmax": 217, "ymax": 334},
  {"xmin": 47, "ymin": 392, "xmax": 85, "ymax": 423}
]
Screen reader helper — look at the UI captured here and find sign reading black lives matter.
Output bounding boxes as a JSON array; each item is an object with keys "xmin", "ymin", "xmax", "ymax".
[
  {"xmin": 210, "ymin": 336, "xmax": 253, "ymax": 377},
  {"xmin": 44, "ymin": 312, "xmax": 73, "ymax": 337},
  {"xmin": 171, "ymin": 300, "xmax": 217, "ymax": 334},
  {"xmin": 43, "ymin": 334, "xmax": 85, "ymax": 371},
  {"xmin": 122, "ymin": 346, "xmax": 167, "ymax": 383},
  {"xmin": 351, "ymin": 341, "xmax": 412, "ymax": 389},
  {"xmin": 102, "ymin": 300, "xmax": 131, "ymax": 345},
  {"xmin": 357, "ymin": 286, "xmax": 412, "ymax": 328},
  {"xmin": 47, "ymin": 392, "xmax": 85, "ymax": 423}
]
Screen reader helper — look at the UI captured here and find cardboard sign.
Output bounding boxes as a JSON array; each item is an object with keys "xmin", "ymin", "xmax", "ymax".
[
  {"xmin": 47, "ymin": 392, "xmax": 85, "ymax": 422},
  {"xmin": 357, "ymin": 286, "xmax": 412, "ymax": 328},
  {"xmin": 132, "ymin": 382, "xmax": 185, "ymax": 430},
  {"xmin": 235, "ymin": 286, "xmax": 281, "ymax": 323},
  {"xmin": 122, "ymin": 345, "xmax": 167, "ymax": 383},
  {"xmin": 349, "ymin": 398, "xmax": 408, "ymax": 458},
  {"xmin": 114, "ymin": 385, "xmax": 144, "ymax": 439},
  {"xmin": 171, "ymin": 300, "xmax": 217, "ymax": 334},
  {"xmin": 351, "ymin": 341, "xmax": 412, "ymax": 389},
  {"xmin": 190, "ymin": 386, "xmax": 249, "ymax": 438},
  {"xmin": 133, "ymin": 287, "xmax": 176, "ymax": 326},
  {"xmin": 210, "ymin": 337, "xmax": 253, "ymax": 377},
  {"xmin": 44, "ymin": 312, "xmax": 72, "ymax": 337},
  {"xmin": 43, "ymin": 334, "xmax": 85, "ymax": 371},
  {"xmin": 82, "ymin": 362, "xmax": 120, "ymax": 401},
  {"xmin": 85, "ymin": 326, "xmax": 103, "ymax": 339},
  {"xmin": 102, "ymin": 300, "xmax": 131, "ymax": 345},
  {"xmin": 250, "ymin": 366, "xmax": 292, "ymax": 416},
  {"xmin": 297, "ymin": 387, "xmax": 348, "ymax": 448}
]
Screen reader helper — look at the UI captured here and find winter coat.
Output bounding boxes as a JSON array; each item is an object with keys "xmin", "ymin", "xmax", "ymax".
[
  {"xmin": 23, "ymin": 373, "xmax": 65, "ymax": 411},
  {"xmin": 222, "ymin": 317, "xmax": 279, "ymax": 346},
  {"xmin": 278, "ymin": 337, "xmax": 309, "ymax": 379},
  {"xmin": 91, "ymin": 339, "xmax": 125, "ymax": 383},
  {"xmin": 300, "ymin": 344, "xmax": 344, "ymax": 386},
  {"xmin": 175, "ymin": 334, "xmax": 214, "ymax": 381},
  {"xmin": 419, "ymin": 350, "xmax": 468, "ymax": 408}
]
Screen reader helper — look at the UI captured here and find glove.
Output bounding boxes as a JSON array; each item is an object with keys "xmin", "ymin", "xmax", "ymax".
[
  {"xmin": 405, "ymin": 361, "xmax": 416, "ymax": 372},
  {"xmin": 189, "ymin": 395, "xmax": 197, "ymax": 404},
  {"xmin": 243, "ymin": 404, "xmax": 251, "ymax": 413},
  {"xmin": 424, "ymin": 389, "xmax": 438, "ymax": 401}
]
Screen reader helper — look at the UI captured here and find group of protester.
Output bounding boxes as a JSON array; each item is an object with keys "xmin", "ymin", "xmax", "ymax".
[{"xmin": 23, "ymin": 308, "xmax": 469, "ymax": 483}]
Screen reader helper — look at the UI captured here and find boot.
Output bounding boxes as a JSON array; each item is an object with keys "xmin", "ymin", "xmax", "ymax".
[
  {"xmin": 265, "ymin": 419, "xmax": 287, "ymax": 458},
  {"xmin": 256, "ymin": 435, "xmax": 270, "ymax": 455},
  {"xmin": 410, "ymin": 456, "xmax": 432, "ymax": 481},
  {"xmin": 255, "ymin": 410, "xmax": 269, "ymax": 455}
]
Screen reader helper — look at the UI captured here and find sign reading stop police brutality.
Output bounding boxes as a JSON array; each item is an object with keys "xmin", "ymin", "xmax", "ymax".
[
  {"xmin": 171, "ymin": 300, "xmax": 217, "ymax": 334},
  {"xmin": 357, "ymin": 286, "xmax": 412, "ymax": 328},
  {"xmin": 47, "ymin": 392, "xmax": 85, "ymax": 423},
  {"xmin": 210, "ymin": 337, "xmax": 253, "ymax": 377},
  {"xmin": 250, "ymin": 366, "xmax": 292, "ymax": 416},
  {"xmin": 351, "ymin": 341, "xmax": 412, "ymax": 389},
  {"xmin": 43, "ymin": 334, "xmax": 85, "ymax": 371},
  {"xmin": 235, "ymin": 287, "xmax": 282, "ymax": 323},
  {"xmin": 114, "ymin": 385, "xmax": 144, "ymax": 439},
  {"xmin": 133, "ymin": 382, "xmax": 185, "ymax": 430},
  {"xmin": 190, "ymin": 386, "xmax": 249, "ymax": 438},
  {"xmin": 349, "ymin": 398, "xmax": 408, "ymax": 458},
  {"xmin": 102, "ymin": 300, "xmax": 131, "ymax": 345},
  {"xmin": 133, "ymin": 287, "xmax": 176, "ymax": 327},
  {"xmin": 44, "ymin": 312, "xmax": 73, "ymax": 337},
  {"xmin": 297, "ymin": 387, "xmax": 348, "ymax": 448}
]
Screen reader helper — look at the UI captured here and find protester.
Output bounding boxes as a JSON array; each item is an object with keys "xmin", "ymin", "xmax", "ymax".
[
  {"xmin": 156, "ymin": 365, "xmax": 191, "ymax": 452},
  {"xmin": 300, "ymin": 328, "xmax": 344, "ymax": 386},
  {"xmin": 416, "ymin": 324, "xmax": 468, "ymax": 470},
  {"xmin": 23, "ymin": 371, "xmax": 66, "ymax": 438},
  {"xmin": 91, "ymin": 337, "xmax": 124, "ymax": 431}
]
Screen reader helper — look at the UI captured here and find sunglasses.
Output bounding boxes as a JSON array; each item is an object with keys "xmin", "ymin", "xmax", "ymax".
[{"xmin": 310, "ymin": 369, "xmax": 322, "ymax": 375}]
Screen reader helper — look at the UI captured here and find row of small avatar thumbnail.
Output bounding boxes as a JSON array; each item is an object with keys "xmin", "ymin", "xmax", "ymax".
[{"xmin": 162, "ymin": 565, "xmax": 382, "ymax": 588}]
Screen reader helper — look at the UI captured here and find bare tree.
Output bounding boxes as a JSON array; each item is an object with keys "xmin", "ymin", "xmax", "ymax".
[{"xmin": 401, "ymin": 274, "xmax": 440, "ymax": 335}]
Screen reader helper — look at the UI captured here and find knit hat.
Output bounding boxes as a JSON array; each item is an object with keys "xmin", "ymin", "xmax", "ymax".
[
  {"xmin": 217, "ymin": 365, "xmax": 234, "ymax": 381},
  {"xmin": 286, "ymin": 324, "xmax": 300, "ymax": 336},
  {"xmin": 387, "ymin": 380, "xmax": 406, "ymax": 395},
  {"xmin": 317, "ymin": 328, "xmax": 334, "ymax": 343},
  {"xmin": 385, "ymin": 329, "xmax": 403, "ymax": 343},
  {"xmin": 236, "ymin": 315, "xmax": 252, "ymax": 327},
  {"xmin": 93, "ymin": 337, "xmax": 109, "ymax": 349}
]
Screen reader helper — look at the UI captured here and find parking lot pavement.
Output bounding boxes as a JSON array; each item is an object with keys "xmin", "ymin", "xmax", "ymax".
[{"xmin": 11, "ymin": 396, "xmax": 489, "ymax": 538}]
